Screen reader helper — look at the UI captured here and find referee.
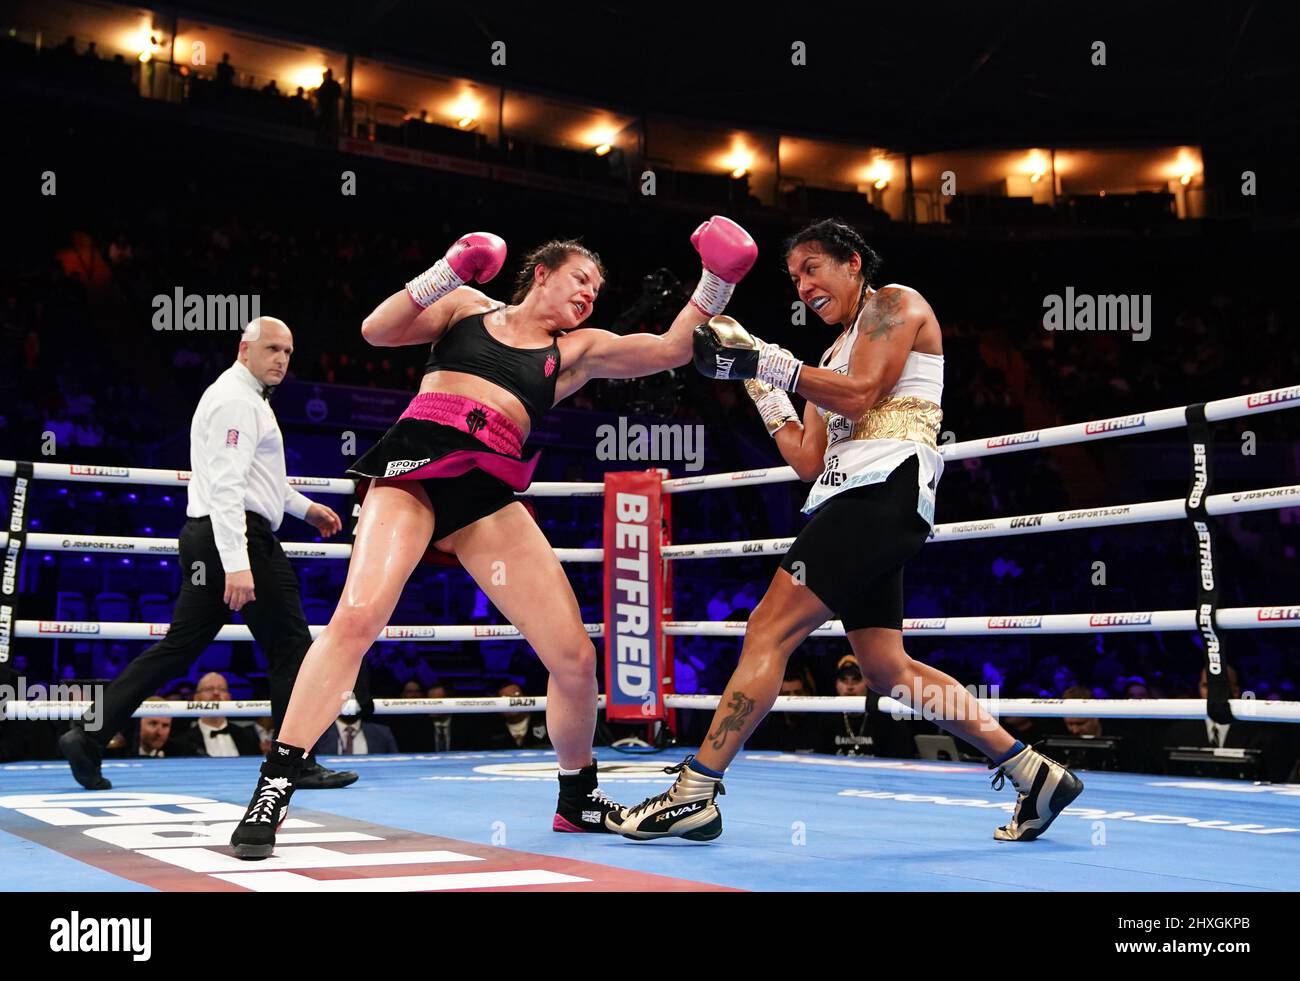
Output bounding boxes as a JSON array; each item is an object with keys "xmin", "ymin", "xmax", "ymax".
[{"xmin": 60, "ymin": 317, "xmax": 358, "ymax": 791}]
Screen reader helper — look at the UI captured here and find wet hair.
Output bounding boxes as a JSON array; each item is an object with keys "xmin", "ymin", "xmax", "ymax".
[
  {"xmin": 783, "ymin": 219, "xmax": 882, "ymax": 287},
  {"xmin": 511, "ymin": 240, "xmax": 606, "ymax": 304}
]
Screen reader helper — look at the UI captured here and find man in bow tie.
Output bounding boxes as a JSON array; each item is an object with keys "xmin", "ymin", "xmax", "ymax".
[
  {"xmin": 168, "ymin": 673, "xmax": 262, "ymax": 756},
  {"xmin": 60, "ymin": 318, "xmax": 357, "ymax": 790}
]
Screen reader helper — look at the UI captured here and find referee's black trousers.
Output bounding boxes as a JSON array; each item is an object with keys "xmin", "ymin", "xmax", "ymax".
[{"xmin": 89, "ymin": 512, "xmax": 310, "ymax": 747}]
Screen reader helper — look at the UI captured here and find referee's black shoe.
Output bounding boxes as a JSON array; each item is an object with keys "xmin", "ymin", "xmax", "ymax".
[
  {"xmin": 59, "ymin": 727, "xmax": 111, "ymax": 790},
  {"xmin": 296, "ymin": 755, "xmax": 359, "ymax": 789}
]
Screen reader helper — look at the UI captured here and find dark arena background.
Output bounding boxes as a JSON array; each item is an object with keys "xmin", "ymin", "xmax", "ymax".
[{"xmin": 0, "ymin": 0, "xmax": 1296, "ymax": 947}]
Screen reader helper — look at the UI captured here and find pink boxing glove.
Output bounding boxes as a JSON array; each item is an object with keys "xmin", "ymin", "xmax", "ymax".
[
  {"xmin": 689, "ymin": 216, "xmax": 758, "ymax": 316},
  {"xmin": 406, "ymin": 231, "xmax": 507, "ymax": 309}
]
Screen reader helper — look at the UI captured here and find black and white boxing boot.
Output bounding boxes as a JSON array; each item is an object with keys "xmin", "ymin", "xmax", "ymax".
[
  {"xmin": 989, "ymin": 743, "xmax": 1084, "ymax": 841},
  {"xmin": 553, "ymin": 761, "xmax": 623, "ymax": 833},
  {"xmin": 608, "ymin": 755, "xmax": 725, "ymax": 842},
  {"xmin": 230, "ymin": 741, "xmax": 306, "ymax": 859}
]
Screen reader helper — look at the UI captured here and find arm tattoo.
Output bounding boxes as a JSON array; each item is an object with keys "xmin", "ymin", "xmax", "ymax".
[
  {"xmin": 861, "ymin": 289, "xmax": 905, "ymax": 342},
  {"xmin": 708, "ymin": 690, "xmax": 757, "ymax": 750}
]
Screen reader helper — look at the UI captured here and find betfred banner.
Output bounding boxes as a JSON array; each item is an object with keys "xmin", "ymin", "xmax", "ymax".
[{"xmin": 603, "ymin": 471, "xmax": 663, "ymax": 721}]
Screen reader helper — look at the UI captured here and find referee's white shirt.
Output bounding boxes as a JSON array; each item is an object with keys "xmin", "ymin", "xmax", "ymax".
[{"xmin": 186, "ymin": 360, "xmax": 313, "ymax": 573}]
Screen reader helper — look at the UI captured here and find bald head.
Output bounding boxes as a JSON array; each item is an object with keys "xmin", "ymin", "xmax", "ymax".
[
  {"xmin": 196, "ymin": 672, "xmax": 230, "ymax": 698},
  {"xmin": 239, "ymin": 316, "xmax": 293, "ymax": 387}
]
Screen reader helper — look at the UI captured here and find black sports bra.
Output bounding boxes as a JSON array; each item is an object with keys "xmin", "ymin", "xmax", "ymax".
[{"xmin": 424, "ymin": 308, "xmax": 560, "ymax": 428}]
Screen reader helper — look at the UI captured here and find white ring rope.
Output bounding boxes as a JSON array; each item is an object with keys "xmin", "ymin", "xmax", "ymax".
[
  {"xmin": 14, "ymin": 606, "xmax": 1299, "ymax": 644},
  {"xmin": 3, "ymin": 384, "xmax": 1295, "ymax": 494},
  {"xmin": 4, "ymin": 483, "xmax": 1298, "ymax": 561},
  {"xmin": 5, "ymin": 694, "xmax": 1299, "ymax": 723}
]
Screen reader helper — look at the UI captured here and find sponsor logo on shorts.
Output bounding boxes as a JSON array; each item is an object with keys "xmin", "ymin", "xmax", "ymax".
[
  {"xmin": 1257, "ymin": 607, "xmax": 1300, "ymax": 622},
  {"xmin": 987, "ymin": 616, "xmax": 1042, "ymax": 629},
  {"xmin": 383, "ymin": 458, "xmax": 431, "ymax": 478},
  {"xmin": 1089, "ymin": 613, "xmax": 1153, "ymax": 627},
  {"xmin": 985, "ymin": 432, "xmax": 1039, "ymax": 448},
  {"xmin": 38, "ymin": 622, "xmax": 100, "ymax": 635},
  {"xmin": 1084, "ymin": 414, "xmax": 1146, "ymax": 435},
  {"xmin": 1009, "ymin": 515, "xmax": 1045, "ymax": 528},
  {"xmin": 1246, "ymin": 386, "xmax": 1300, "ymax": 409}
]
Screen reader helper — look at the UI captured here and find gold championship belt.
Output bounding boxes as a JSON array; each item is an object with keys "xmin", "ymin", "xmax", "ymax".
[{"xmin": 848, "ymin": 395, "xmax": 943, "ymax": 447}]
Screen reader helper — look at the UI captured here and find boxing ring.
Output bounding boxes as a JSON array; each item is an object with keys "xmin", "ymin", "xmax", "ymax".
[{"xmin": 1, "ymin": 384, "xmax": 1298, "ymax": 891}]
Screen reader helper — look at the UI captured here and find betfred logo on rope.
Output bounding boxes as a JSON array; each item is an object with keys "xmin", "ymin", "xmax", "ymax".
[
  {"xmin": 987, "ymin": 616, "xmax": 1042, "ymax": 629},
  {"xmin": 1246, "ymin": 386, "xmax": 1300, "ymax": 408},
  {"xmin": 1085, "ymin": 414, "xmax": 1146, "ymax": 435},
  {"xmin": 985, "ymin": 432, "xmax": 1039, "ymax": 448},
  {"xmin": 1257, "ymin": 607, "xmax": 1300, "ymax": 621},
  {"xmin": 603, "ymin": 472, "xmax": 663, "ymax": 721},
  {"xmin": 1089, "ymin": 613, "xmax": 1153, "ymax": 627}
]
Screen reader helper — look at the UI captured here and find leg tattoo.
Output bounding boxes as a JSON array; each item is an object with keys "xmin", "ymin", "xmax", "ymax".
[{"xmin": 708, "ymin": 691, "xmax": 756, "ymax": 751}]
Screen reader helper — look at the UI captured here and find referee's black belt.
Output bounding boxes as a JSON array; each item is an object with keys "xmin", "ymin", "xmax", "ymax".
[{"xmin": 190, "ymin": 511, "xmax": 274, "ymax": 532}]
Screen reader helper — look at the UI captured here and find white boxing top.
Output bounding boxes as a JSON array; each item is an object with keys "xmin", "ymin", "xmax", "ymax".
[{"xmin": 802, "ymin": 312, "xmax": 945, "ymax": 525}]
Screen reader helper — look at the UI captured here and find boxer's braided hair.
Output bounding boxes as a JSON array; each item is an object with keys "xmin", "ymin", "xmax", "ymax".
[
  {"xmin": 783, "ymin": 219, "xmax": 882, "ymax": 324},
  {"xmin": 512, "ymin": 240, "xmax": 607, "ymax": 304}
]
